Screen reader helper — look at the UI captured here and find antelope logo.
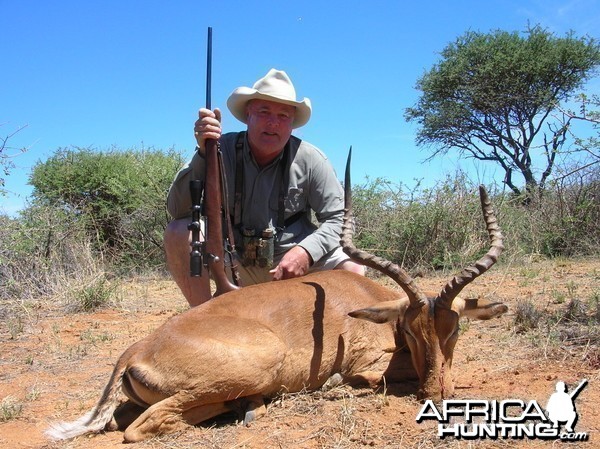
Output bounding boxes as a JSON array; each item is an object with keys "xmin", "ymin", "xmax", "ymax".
[{"xmin": 545, "ymin": 379, "xmax": 587, "ymax": 435}]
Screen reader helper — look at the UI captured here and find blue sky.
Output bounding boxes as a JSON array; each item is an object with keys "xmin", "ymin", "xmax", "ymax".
[{"xmin": 2, "ymin": 0, "xmax": 599, "ymax": 216}]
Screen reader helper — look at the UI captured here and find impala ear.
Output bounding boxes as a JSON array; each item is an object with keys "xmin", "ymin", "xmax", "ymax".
[
  {"xmin": 452, "ymin": 297, "xmax": 508, "ymax": 320},
  {"xmin": 348, "ymin": 298, "xmax": 410, "ymax": 324}
]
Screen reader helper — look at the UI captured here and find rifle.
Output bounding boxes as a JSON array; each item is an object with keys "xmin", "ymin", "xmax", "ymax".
[
  {"xmin": 569, "ymin": 379, "xmax": 588, "ymax": 400},
  {"xmin": 188, "ymin": 27, "xmax": 241, "ymax": 296}
]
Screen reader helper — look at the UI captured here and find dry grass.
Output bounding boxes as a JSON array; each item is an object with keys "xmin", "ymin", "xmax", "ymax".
[{"xmin": 1, "ymin": 258, "xmax": 599, "ymax": 448}]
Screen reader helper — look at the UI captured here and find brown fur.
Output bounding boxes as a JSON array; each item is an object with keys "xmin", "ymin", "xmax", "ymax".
[{"xmin": 46, "ymin": 270, "xmax": 506, "ymax": 442}]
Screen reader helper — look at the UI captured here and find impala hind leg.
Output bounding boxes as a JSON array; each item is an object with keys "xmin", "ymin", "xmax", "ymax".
[{"xmin": 123, "ymin": 391, "xmax": 229, "ymax": 443}]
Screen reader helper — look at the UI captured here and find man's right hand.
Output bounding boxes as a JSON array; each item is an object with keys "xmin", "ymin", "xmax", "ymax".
[{"xmin": 194, "ymin": 108, "xmax": 222, "ymax": 156}]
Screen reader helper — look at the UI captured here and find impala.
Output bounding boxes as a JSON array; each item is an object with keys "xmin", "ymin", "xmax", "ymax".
[{"xmin": 47, "ymin": 155, "xmax": 507, "ymax": 442}]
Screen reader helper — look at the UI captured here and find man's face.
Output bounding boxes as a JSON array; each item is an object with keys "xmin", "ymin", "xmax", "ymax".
[{"xmin": 245, "ymin": 99, "xmax": 295, "ymax": 164}]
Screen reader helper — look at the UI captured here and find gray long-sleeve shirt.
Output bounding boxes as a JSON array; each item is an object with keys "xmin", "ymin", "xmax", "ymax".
[{"xmin": 166, "ymin": 132, "xmax": 344, "ymax": 264}]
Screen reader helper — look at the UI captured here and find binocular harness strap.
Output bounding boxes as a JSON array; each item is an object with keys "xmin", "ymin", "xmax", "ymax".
[{"xmin": 233, "ymin": 132, "xmax": 304, "ymax": 233}]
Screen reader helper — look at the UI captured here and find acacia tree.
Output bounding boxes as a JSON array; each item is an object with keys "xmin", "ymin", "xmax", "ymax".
[{"xmin": 405, "ymin": 25, "xmax": 600, "ymax": 202}]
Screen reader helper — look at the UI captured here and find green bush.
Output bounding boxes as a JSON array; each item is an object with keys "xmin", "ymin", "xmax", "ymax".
[
  {"xmin": 350, "ymin": 166, "xmax": 600, "ymax": 270},
  {"xmin": 69, "ymin": 274, "xmax": 118, "ymax": 312},
  {"xmin": 1, "ymin": 145, "xmax": 598, "ymax": 311},
  {"xmin": 1, "ymin": 146, "xmax": 183, "ymax": 318},
  {"xmin": 352, "ymin": 173, "xmax": 498, "ymax": 270},
  {"xmin": 0, "ymin": 204, "xmax": 87, "ymax": 302},
  {"xmin": 28, "ymin": 146, "xmax": 184, "ymax": 271}
]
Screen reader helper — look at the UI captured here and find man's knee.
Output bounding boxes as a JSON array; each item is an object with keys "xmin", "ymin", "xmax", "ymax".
[
  {"xmin": 310, "ymin": 246, "xmax": 365, "ymax": 276},
  {"xmin": 164, "ymin": 218, "xmax": 193, "ymax": 251},
  {"xmin": 334, "ymin": 259, "xmax": 365, "ymax": 276}
]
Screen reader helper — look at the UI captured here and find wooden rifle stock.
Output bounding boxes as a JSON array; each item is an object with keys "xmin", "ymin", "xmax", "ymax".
[{"xmin": 203, "ymin": 138, "xmax": 240, "ymax": 296}]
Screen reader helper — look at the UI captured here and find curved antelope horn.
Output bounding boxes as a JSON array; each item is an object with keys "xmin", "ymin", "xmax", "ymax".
[
  {"xmin": 340, "ymin": 148, "xmax": 428, "ymax": 308},
  {"xmin": 437, "ymin": 185, "xmax": 504, "ymax": 307}
]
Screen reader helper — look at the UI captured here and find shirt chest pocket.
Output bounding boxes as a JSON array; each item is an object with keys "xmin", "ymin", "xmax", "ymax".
[{"xmin": 269, "ymin": 186, "xmax": 306, "ymax": 215}]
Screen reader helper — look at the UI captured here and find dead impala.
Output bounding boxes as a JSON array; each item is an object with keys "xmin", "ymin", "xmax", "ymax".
[{"xmin": 47, "ymin": 155, "xmax": 507, "ymax": 442}]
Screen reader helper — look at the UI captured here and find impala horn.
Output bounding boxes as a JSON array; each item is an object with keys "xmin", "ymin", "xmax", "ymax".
[
  {"xmin": 436, "ymin": 185, "xmax": 504, "ymax": 307},
  {"xmin": 340, "ymin": 147, "xmax": 428, "ymax": 308}
]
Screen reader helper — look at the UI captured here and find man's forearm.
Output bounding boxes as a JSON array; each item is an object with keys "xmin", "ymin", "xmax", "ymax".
[{"xmin": 297, "ymin": 210, "xmax": 344, "ymax": 263}]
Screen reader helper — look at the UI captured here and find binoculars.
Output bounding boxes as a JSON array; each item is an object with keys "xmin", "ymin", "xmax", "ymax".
[{"xmin": 240, "ymin": 227, "xmax": 275, "ymax": 268}]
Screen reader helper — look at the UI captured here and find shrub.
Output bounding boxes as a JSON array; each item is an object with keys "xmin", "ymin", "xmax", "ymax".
[
  {"xmin": 1, "ymin": 146, "xmax": 598, "ymax": 310},
  {"xmin": 352, "ymin": 173, "xmax": 499, "ymax": 270},
  {"xmin": 28, "ymin": 146, "xmax": 184, "ymax": 271},
  {"xmin": 513, "ymin": 300, "xmax": 543, "ymax": 333},
  {"xmin": 68, "ymin": 274, "xmax": 118, "ymax": 313},
  {"xmin": 1, "ymin": 146, "xmax": 183, "ymax": 317},
  {"xmin": 0, "ymin": 397, "xmax": 23, "ymax": 422},
  {"xmin": 350, "ymin": 164, "xmax": 600, "ymax": 269}
]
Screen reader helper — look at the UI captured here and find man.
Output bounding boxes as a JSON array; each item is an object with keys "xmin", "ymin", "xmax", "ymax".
[
  {"xmin": 546, "ymin": 381, "xmax": 579, "ymax": 433},
  {"xmin": 165, "ymin": 69, "xmax": 364, "ymax": 306}
]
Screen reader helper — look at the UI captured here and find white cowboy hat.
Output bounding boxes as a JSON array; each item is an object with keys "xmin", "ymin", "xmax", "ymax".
[{"xmin": 226, "ymin": 69, "xmax": 312, "ymax": 129}]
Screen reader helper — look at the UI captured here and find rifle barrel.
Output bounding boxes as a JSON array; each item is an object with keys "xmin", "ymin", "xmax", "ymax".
[
  {"xmin": 570, "ymin": 379, "xmax": 588, "ymax": 399},
  {"xmin": 206, "ymin": 27, "xmax": 212, "ymax": 110}
]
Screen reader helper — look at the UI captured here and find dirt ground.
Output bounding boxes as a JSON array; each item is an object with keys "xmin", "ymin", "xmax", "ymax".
[{"xmin": 1, "ymin": 258, "xmax": 598, "ymax": 449}]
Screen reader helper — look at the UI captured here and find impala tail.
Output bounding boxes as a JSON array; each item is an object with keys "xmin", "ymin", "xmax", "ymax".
[{"xmin": 45, "ymin": 356, "xmax": 128, "ymax": 440}]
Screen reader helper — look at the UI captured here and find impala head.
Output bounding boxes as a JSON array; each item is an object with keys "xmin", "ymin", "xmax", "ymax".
[{"xmin": 342, "ymin": 149, "xmax": 507, "ymax": 400}]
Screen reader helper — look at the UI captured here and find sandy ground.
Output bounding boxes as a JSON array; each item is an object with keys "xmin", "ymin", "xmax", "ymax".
[{"xmin": 1, "ymin": 258, "xmax": 598, "ymax": 448}]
